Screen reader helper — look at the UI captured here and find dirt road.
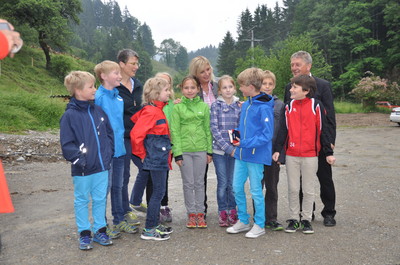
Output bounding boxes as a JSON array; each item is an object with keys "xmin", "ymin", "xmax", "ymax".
[{"xmin": 0, "ymin": 113, "xmax": 399, "ymax": 265}]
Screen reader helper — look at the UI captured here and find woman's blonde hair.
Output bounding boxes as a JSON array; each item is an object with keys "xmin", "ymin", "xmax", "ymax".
[
  {"xmin": 94, "ymin": 60, "xmax": 120, "ymax": 84},
  {"xmin": 189, "ymin": 56, "xmax": 215, "ymax": 82},
  {"xmin": 142, "ymin": 77, "xmax": 169, "ymax": 104},
  {"xmin": 155, "ymin": 72, "xmax": 174, "ymax": 100},
  {"xmin": 217, "ymin": 75, "xmax": 236, "ymax": 93},
  {"xmin": 64, "ymin": 71, "xmax": 95, "ymax": 96}
]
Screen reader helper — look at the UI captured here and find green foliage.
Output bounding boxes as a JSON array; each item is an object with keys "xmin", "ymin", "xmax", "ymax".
[
  {"xmin": 350, "ymin": 72, "xmax": 400, "ymax": 107},
  {"xmin": 50, "ymin": 55, "xmax": 74, "ymax": 82}
]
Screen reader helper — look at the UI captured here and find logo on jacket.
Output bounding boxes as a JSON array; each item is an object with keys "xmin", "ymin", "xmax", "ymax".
[
  {"xmin": 265, "ymin": 117, "xmax": 269, "ymax": 122},
  {"xmin": 289, "ymin": 142, "xmax": 295, "ymax": 147}
]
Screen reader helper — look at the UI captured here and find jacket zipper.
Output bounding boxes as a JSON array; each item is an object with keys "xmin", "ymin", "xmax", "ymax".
[{"xmin": 88, "ymin": 105, "xmax": 105, "ymax": 172}]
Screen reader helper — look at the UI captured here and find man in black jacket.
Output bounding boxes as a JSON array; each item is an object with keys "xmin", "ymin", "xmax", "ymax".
[{"xmin": 284, "ymin": 51, "xmax": 337, "ymax": 227}]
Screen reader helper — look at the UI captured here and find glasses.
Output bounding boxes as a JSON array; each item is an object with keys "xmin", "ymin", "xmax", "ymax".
[{"xmin": 127, "ymin": 62, "xmax": 140, "ymax": 67}]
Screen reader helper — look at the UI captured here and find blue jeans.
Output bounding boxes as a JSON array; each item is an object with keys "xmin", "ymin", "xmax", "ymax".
[
  {"xmin": 123, "ymin": 138, "xmax": 153, "ymax": 213},
  {"xmin": 233, "ymin": 160, "xmax": 265, "ymax": 227},
  {"xmin": 110, "ymin": 156, "xmax": 125, "ymax": 225},
  {"xmin": 73, "ymin": 171, "xmax": 108, "ymax": 233},
  {"xmin": 130, "ymin": 157, "xmax": 151, "ymax": 206},
  {"xmin": 213, "ymin": 153, "xmax": 236, "ymax": 212},
  {"xmin": 145, "ymin": 170, "xmax": 167, "ymax": 229}
]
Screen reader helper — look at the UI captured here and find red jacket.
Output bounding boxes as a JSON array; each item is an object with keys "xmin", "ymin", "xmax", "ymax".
[
  {"xmin": 130, "ymin": 101, "xmax": 172, "ymax": 170},
  {"xmin": 275, "ymin": 97, "xmax": 333, "ymax": 157},
  {"xmin": 0, "ymin": 32, "xmax": 9, "ymax": 60}
]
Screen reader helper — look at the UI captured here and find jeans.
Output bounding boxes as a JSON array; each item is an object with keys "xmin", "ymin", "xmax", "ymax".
[
  {"xmin": 123, "ymin": 138, "xmax": 153, "ymax": 214},
  {"xmin": 145, "ymin": 170, "xmax": 167, "ymax": 229},
  {"xmin": 110, "ymin": 156, "xmax": 125, "ymax": 225},
  {"xmin": 213, "ymin": 153, "xmax": 236, "ymax": 211},
  {"xmin": 233, "ymin": 159, "xmax": 265, "ymax": 227},
  {"xmin": 130, "ymin": 156, "xmax": 151, "ymax": 206},
  {"xmin": 73, "ymin": 170, "xmax": 108, "ymax": 233}
]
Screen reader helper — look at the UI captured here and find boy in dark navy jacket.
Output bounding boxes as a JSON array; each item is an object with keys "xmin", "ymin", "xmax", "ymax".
[{"xmin": 60, "ymin": 71, "xmax": 114, "ymax": 250}]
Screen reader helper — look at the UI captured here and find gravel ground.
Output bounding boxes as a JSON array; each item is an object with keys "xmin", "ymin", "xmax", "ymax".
[{"xmin": 0, "ymin": 113, "xmax": 399, "ymax": 265}]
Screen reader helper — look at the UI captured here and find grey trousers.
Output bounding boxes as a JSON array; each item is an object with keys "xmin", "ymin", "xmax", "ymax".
[
  {"xmin": 286, "ymin": 155, "xmax": 318, "ymax": 221},
  {"xmin": 180, "ymin": 152, "xmax": 207, "ymax": 214}
]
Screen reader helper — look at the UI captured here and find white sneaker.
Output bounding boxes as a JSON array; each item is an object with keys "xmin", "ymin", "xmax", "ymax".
[
  {"xmin": 226, "ymin": 221, "xmax": 251, "ymax": 234},
  {"xmin": 245, "ymin": 224, "xmax": 266, "ymax": 238}
]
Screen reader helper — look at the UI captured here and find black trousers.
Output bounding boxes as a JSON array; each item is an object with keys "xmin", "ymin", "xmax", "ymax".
[{"xmin": 263, "ymin": 161, "xmax": 280, "ymax": 222}]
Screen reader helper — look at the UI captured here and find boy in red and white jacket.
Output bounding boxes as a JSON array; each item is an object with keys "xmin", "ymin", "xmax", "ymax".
[{"xmin": 273, "ymin": 75, "xmax": 335, "ymax": 234}]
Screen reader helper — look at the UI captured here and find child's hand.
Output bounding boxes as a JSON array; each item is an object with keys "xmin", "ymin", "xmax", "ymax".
[
  {"xmin": 272, "ymin": 152, "xmax": 280, "ymax": 162},
  {"xmin": 173, "ymin": 98, "xmax": 182, "ymax": 104},
  {"xmin": 230, "ymin": 148, "xmax": 236, "ymax": 157},
  {"xmin": 176, "ymin": 160, "xmax": 183, "ymax": 167},
  {"xmin": 326, "ymin": 155, "xmax": 336, "ymax": 165},
  {"xmin": 207, "ymin": 155, "xmax": 212, "ymax": 164}
]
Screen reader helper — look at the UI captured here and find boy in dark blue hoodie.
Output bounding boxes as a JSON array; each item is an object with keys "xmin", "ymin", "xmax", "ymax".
[
  {"xmin": 226, "ymin": 68, "xmax": 274, "ymax": 239},
  {"xmin": 60, "ymin": 71, "xmax": 114, "ymax": 250}
]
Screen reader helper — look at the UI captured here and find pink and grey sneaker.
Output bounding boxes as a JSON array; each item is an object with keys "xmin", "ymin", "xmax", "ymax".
[
  {"xmin": 160, "ymin": 206, "xmax": 172, "ymax": 223},
  {"xmin": 218, "ymin": 210, "xmax": 229, "ymax": 227},
  {"xmin": 228, "ymin": 209, "xmax": 238, "ymax": 225}
]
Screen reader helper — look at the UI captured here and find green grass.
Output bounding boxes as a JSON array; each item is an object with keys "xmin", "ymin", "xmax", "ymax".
[
  {"xmin": 0, "ymin": 46, "xmax": 93, "ymax": 133},
  {"xmin": 334, "ymin": 101, "xmax": 366, "ymax": 113}
]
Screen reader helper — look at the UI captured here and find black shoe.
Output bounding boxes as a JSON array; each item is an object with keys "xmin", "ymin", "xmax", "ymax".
[
  {"xmin": 323, "ymin": 216, "xmax": 336, "ymax": 227},
  {"xmin": 301, "ymin": 220, "xmax": 314, "ymax": 234},
  {"xmin": 284, "ymin": 219, "xmax": 300, "ymax": 233}
]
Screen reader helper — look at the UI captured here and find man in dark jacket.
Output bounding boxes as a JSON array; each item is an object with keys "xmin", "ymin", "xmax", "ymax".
[{"xmin": 284, "ymin": 51, "xmax": 337, "ymax": 227}]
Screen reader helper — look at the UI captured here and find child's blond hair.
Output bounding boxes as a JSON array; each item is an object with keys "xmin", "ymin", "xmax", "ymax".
[
  {"xmin": 237, "ymin": 67, "xmax": 264, "ymax": 90},
  {"xmin": 217, "ymin": 75, "xmax": 236, "ymax": 94},
  {"xmin": 155, "ymin": 72, "xmax": 175, "ymax": 100},
  {"xmin": 142, "ymin": 77, "xmax": 169, "ymax": 104},
  {"xmin": 263, "ymin": 70, "xmax": 276, "ymax": 85},
  {"xmin": 64, "ymin": 71, "xmax": 95, "ymax": 96},
  {"xmin": 94, "ymin": 60, "xmax": 120, "ymax": 84}
]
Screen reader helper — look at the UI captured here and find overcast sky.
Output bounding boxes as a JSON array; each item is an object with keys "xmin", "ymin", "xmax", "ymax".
[{"xmin": 117, "ymin": 0, "xmax": 283, "ymax": 52}]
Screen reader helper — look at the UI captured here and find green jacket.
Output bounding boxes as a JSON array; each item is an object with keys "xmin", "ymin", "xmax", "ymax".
[{"xmin": 170, "ymin": 96, "xmax": 212, "ymax": 158}]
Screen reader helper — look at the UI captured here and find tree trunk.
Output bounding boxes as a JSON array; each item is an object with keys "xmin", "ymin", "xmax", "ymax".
[{"xmin": 38, "ymin": 31, "xmax": 51, "ymax": 70}]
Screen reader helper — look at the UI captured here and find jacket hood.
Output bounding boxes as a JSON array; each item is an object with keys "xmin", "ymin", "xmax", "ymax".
[
  {"xmin": 250, "ymin": 93, "xmax": 273, "ymax": 105},
  {"xmin": 216, "ymin": 95, "xmax": 240, "ymax": 104},
  {"xmin": 66, "ymin": 97, "xmax": 93, "ymax": 111},
  {"xmin": 98, "ymin": 85, "xmax": 120, "ymax": 97}
]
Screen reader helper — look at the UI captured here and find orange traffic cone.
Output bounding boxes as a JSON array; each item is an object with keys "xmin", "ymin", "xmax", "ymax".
[{"xmin": 0, "ymin": 160, "xmax": 14, "ymax": 213}]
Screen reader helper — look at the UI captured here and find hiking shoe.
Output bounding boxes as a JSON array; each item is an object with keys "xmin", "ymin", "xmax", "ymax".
[
  {"xmin": 228, "ymin": 209, "xmax": 238, "ymax": 225},
  {"xmin": 156, "ymin": 224, "xmax": 173, "ymax": 234},
  {"xmin": 226, "ymin": 221, "xmax": 251, "ymax": 234},
  {"xmin": 141, "ymin": 228, "xmax": 170, "ymax": 241},
  {"xmin": 160, "ymin": 206, "xmax": 172, "ymax": 222},
  {"xmin": 245, "ymin": 224, "xmax": 266, "ymax": 238},
  {"xmin": 116, "ymin": 220, "xmax": 138, "ymax": 234},
  {"xmin": 106, "ymin": 225, "xmax": 121, "ymax": 239},
  {"xmin": 197, "ymin": 213, "xmax": 207, "ymax": 228},
  {"xmin": 79, "ymin": 230, "xmax": 93, "ymax": 250},
  {"xmin": 301, "ymin": 220, "xmax": 314, "ymax": 234},
  {"xmin": 186, "ymin": 213, "xmax": 197, "ymax": 228},
  {"xmin": 285, "ymin": 219, "xmax": 300, "ymax": 233},
  {"xmin": 93, "ymin": 228, "xmax": 113, "ymax": 246},
  {"xmin": 265, "ymin": 221, "xmax": 284, "ymax": 231},
  {"xmin": 219, "ymin": 210, "xmax": 229, "ymax": 227},
  {"xmin": 131, "ymin": 203, "xmax": 147, "ymax": 213},
  {"xmin": 323, "ymin": 215, "xmax": 336, "ymax": 227},
  {"xmin": 124, "ymin": 211, "xmax": 140, "ymax": 226}
]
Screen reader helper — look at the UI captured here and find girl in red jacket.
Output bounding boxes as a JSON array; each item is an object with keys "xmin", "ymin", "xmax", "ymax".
[
  {"xmin": 130, "ymin": 77, "xmax": 173, "ymax": 241},
  {"xmin": 273, "ymin": 75, "xmax": 335, "ymax": 234}
]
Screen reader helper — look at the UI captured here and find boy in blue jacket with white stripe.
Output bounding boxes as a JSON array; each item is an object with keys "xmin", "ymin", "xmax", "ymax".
[
  {"xmin": 226, "ymin": 68, "xmax": 274, "ymax": 238},
  {"xmin": 60, "ymin": 71, "xmax": 114, "ymax": 250}
]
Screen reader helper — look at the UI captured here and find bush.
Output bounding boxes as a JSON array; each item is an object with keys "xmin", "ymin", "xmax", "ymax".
[{"xmin": 51, "ymin": 55, "xmax": 74, "ymax": 82}]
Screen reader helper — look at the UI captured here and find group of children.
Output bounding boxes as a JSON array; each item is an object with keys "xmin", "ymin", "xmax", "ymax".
[{"xmin": 60, "ymin": 54, "xmax": 336, "ymax": 250}]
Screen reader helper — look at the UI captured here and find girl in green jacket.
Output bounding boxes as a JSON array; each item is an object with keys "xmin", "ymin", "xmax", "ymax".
[{"xmin": 170, "ymin": 76, "xmax": 213, "ymax": 229}]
